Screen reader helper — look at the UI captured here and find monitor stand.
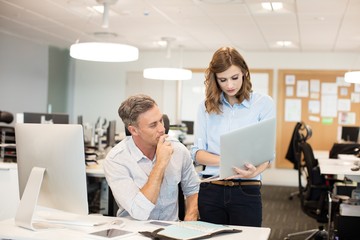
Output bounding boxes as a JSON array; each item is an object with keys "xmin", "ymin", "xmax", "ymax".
[
  {"xmin": 14, "ymin": 167, "xmax": 58, "ymax": 230},
  {"xmin": 15, "ymin": 167, "xmax": 118, "ymax": 231}
]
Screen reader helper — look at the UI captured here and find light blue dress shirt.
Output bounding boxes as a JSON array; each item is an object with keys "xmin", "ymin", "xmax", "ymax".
[
  {"xmin": 191, "ymin": 91, "xmax": 276, "ymax": 180},
  {"xmin": 103, "ymin": 136, "xmax": 200, "ymax": 221}
]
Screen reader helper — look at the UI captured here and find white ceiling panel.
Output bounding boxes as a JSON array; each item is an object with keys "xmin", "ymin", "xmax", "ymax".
[{"xmin": 0, "ymin": 0, "xmax": 359, "ymax": 53}]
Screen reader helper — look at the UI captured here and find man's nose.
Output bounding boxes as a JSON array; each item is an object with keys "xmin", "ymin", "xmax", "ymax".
[{"xmin": 158, "ymin": 122, "xmax": 165, "ymax": 133}]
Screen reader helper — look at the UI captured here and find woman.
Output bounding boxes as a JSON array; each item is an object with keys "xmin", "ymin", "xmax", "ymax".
[{"xmin": 191, "ymin": 47, "xmax": 275, "ymax": 226}]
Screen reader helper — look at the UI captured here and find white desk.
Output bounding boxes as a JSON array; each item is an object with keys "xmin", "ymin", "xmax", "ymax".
[
  {"xmin": 0, "ymin": 162, "xmax": 19, "ymax": 221},
  {"xmin": 86, "ymin": 159, "xmax": 105, "ymax": 178},
  {"xmin": 338, "ymin": 154, "xmax": 360, "ymax": 161},
  {"xmin": 0, "ymin": 216, "xmax": 271, "ymax": 240},
  {"xmin": 313, "ymin": 150, "xmax": 329, "ymax": 159},
  {"xmin": 318, "ymin": 158, "xmax": 360, "ymax": 182}
]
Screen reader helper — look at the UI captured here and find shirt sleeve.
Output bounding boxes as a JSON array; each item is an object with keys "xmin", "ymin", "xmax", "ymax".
[
  {"xmin": 259, "ymin": 94, "xmax": 276, "ymax": 120},
  {"xmin": 178, "ymin": 144, "xmax": 200, "ymax": 197},
  {"xmin": 103, "ymin": 152, "xmax": 155, "ymax": 220}
]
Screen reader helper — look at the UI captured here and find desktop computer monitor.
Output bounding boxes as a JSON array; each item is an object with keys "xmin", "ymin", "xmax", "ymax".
[
  {"xmin": 15, "ymin": 123, "xmax": 88, "ymax": 215},
  {"xmin": 341, "ymin": 126, "xmax": 360, "ymax": 142},
  {"xmin": 77, "ymin": 115, "xmax": 83, "ymax": 125},
  {"xmin": 106, "ymin": 120, "xmax": 116, "ymax": 147},
  {"xmin": 181, "ymin": 120, "xmax": 194, "ymax": 134},
  {"xmin": 23, "ymin": 112, "xmax": 69, "ymax": 124}
]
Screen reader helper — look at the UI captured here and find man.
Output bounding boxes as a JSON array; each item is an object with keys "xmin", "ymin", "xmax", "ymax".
[{"xmin": 103, "ymin": 94, "xmax": 199, "ymax": 221}]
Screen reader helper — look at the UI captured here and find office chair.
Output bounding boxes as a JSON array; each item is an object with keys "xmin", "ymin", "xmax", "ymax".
[
  {"xmin": 109, "ymin": 114, "xmax": 186, "ymax": 220},
  {"xmin": 0, "ymin": 111, "xmax": 15, "ymax": 162},
  {"xmin": 285, "ymin": 125, "xmax": 342, "ymax": 240},
  {"xmin": 0, "ymin": 111, "xmax": 14, "ymax": 124},
  {"xmin": 285, "ymin": 122, "xmax": 309, "ymax": 200},
  {"xmin": 285, "ymin": 143, "xmax": 329, "ymax": 239}
]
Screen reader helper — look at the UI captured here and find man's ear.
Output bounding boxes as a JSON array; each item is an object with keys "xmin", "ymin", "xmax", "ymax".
[{"xmin": 128, "ymin": 125, "xmax": 139, "ymax": 136}]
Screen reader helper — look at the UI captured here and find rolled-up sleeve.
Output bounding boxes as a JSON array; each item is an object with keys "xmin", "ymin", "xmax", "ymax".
[
  {"xmin": 179, "ymin": 145, "xmax": 200, "ymax": 197},
  {"xmin": 103, "ymin": 146, "xmax": 155, "ymax": 220}
]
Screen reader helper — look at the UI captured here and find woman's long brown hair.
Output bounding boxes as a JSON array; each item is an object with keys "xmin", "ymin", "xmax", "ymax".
[{"xmin": 204, "ymin": 47, "xmax": 252, "ymax": 114}]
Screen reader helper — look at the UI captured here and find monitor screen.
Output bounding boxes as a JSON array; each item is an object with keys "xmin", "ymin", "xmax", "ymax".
[
  {"xmin": 181, "ymin": 120, "xmax": 194, "ymax": 134},
  {"xmin": 23, "ymin": 112, "xmax": 69, "ymax": 124},
  {"xmin": 341, "ymin": 126, "xmax": 360, "ymax": 142},
  {"xmin": 106, "ymin": 120, "xmax": 116, "ymax": 147},
  {"xmin": 77, "ymin": 115, "xmax": 83, "ymax": 125},
  {"xmin": 15, "ymin": 123, "xmax": 88, "ymax": 215}
]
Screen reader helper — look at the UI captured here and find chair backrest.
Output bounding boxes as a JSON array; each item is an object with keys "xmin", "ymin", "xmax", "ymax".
[
  {"xmin": 0, "ymin": 111, "xmax": 14, "ymax": 124},
  {"xmin": 286, "ymin": 121, "xmax": 312, "ymax": 169},
  {"xmin": 125, "ymin": 114, "xmax": 170, "ymax": 136},
  {"xmin": 298, "ymin": 141, "xmax": 329, "ymax": 223}
]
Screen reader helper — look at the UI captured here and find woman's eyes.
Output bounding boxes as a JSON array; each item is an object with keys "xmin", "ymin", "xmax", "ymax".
[{"xmin": 219, "ymin": 76, "xmax": 239, "ymax": 82}]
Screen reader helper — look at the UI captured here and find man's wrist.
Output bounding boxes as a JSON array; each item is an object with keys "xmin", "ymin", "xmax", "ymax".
[{"xmin": 184, "ymin": 211, "xmax": 199, "ymax": 221}]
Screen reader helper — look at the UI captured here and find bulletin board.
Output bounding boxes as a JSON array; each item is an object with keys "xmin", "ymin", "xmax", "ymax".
[{"xmin": 276, "ymin": 70, "xmax": 360, "ymax": 169}]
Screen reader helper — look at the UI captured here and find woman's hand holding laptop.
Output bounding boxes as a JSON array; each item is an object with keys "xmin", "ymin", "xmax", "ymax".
[
  {"xmin": 226, "ymin": 161, "xmax": 270, "ymax": 180},
  {"xmin": 225, "ymin": 163, "xmax": 256, "ymax": 179}
]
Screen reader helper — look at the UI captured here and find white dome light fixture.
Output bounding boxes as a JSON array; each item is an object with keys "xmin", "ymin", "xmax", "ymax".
[
  {"xmin": 344, "ymin": 71, "xmax": 360, "ymax": 83},
  {"xmin": 69, "ymin": 0, "xmax": 139, "ymax": 62},
  {"xmin": 143, "ymin": 67, "xmax": 192, "ymax": 81},
  {"xmin": 143, "ymin": 38, "xmax": 192, "ymax": 81},
  {"xmin": 70, "ymin": 42, "xmax": 138, "ymax": 62}
]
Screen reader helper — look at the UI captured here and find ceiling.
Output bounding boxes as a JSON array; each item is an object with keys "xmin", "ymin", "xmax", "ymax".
[{"xmin": 1, "ymin": 0, "xmax": 360, "ymax": 53}]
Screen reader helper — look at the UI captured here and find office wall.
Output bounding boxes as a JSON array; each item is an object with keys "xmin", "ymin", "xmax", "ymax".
[
  {"xmin": 48, "ymin": 46, "xmax": 70, "ymax": 113},
  {"xmin": 0, "ymin": 32, "xmax": 48, "ymax": 117},
  {"xmin": 71, "ymin": 60, "xmax": 127, "ymax": 126}
]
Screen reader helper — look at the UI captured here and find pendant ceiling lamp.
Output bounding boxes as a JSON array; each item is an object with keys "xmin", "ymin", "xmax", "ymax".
[
  {"xmin": 143, "ymin": 68, "xmax": 192, "ymax": 81},
  {"xmin": 69, "ymin": 0, "xmax": 138, "ymax": 62},
  {"xmin": 344, "ymin": 55, "xmax": 360, "ymax": 83},
  {"xmin": 344, "ymin": 71, "xmax": 360, "ymax": 83},
  {"xmin": 143, "ymin": 38, "xmax": 192, "ymax": 81}
]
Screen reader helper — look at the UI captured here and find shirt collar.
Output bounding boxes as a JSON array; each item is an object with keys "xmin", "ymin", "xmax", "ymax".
[
  {"xmin": 221, "ymin": 92, "xmax": 251, "ymax": 109},
  {"xmin": 127, "ymin": 137, "xmax": 151, "ymax": 162}
]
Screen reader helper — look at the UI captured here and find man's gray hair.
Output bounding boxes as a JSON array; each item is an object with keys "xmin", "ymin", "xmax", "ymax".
[{"xmin": 118, "ymin": 94, "xmax": 157, "ymax": 128}]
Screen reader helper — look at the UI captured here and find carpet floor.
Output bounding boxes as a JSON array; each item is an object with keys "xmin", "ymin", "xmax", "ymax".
[{"xmin": 261, "ymin": 185, "xmax": 323, "ymax": 240}]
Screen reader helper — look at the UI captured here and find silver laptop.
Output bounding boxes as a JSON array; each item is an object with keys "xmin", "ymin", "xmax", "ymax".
[{"xmin": 219, "ymin": 118, "xmax": 276, "ymax": 179}]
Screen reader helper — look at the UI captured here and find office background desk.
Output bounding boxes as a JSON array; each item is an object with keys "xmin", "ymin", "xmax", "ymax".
[
  {"xmin": 317, "ymin": 157, "xmax": 360, "ymax": 239},
  {"xmin": 0, "ymin": 217, "xmax": 271, "ymax": 240},
  {"xmin": 0, "ymin": 162, "xmax": 19, "ymax": 221},
  {"xmin": 86, "ymin": 160, "xmax": 106, "ymax": 178},
  {"xmin": 318, "ymin": 158, "xmax": 360, "ymax": 182},
  {"xmin": 86, "ymin": 160, "xmax": 119, "ymax": 216}
]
